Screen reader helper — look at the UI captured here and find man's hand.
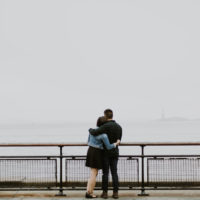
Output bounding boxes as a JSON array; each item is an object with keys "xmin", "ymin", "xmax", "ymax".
[
  {"xmin": 116, "ymin": 139, "xmax": 121, "ymax": 145},
  {"xmin": 114, "ymin": 140, "xmax": 121, "ymax": 146},
  {"xmin": 88, "ymin": 128, "xmax": 92, "ymax": 133}
]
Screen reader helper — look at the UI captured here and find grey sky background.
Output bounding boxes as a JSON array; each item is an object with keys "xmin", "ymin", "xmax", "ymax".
[{"xmin": 0, "ymin": 0, "xmax": 200, "ymax": 123}]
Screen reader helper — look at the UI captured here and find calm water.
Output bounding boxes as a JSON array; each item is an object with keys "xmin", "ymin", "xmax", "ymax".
[
  {"xmin": 0, "ymin": 121, "xmax": 200, "ymax": 182},
  {"xmin": 0, "ymin": 120, "xmax": 200, "ymax": 155}
]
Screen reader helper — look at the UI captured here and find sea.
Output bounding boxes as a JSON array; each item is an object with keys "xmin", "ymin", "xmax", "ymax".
[
  {"xmin": 0, "ymin": 120, "xmax": 200, "ymax": 156},
  {"xmin": 1, "ymin": 120, "xmax": 200, "ymax": 183}
]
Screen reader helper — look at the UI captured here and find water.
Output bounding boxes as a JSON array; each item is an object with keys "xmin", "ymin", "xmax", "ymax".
[
  {"xmin": 1, "ymin": 121, "xmax": 200, "ymax": 194},
  {"xmin": 0, "ymin": 120, "xmax": 200, "ymax": 155}
]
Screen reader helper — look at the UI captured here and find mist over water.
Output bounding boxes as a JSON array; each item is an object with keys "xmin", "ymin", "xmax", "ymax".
[
  {"xmin": 1, "ymin": 120, "xmax": 200, "ymax": 156},
  {"xmin": 1, "ymin": 0, "xmax": 200, "ymax": 124},
  {"xmin": 1, "ymin": 120, "xmax": 200, "ymax": 143},
  {"xmin": 1, "ymin": 0, "xmax": 200, "ymax": 158}
]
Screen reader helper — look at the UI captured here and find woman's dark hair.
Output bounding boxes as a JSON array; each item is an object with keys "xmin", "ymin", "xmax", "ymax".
[{"xmin": 96, "ymin": 116, "xmax": 107, "ymax": 127}]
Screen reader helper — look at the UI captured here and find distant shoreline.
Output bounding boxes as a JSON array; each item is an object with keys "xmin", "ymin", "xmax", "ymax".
[
  {"xmin": 0, "ymin": 118, "xmax": 200, "ymax": 128},
  {"xmin": 155, "ymin": 117, "xmax": 200, "ymax": 122}
]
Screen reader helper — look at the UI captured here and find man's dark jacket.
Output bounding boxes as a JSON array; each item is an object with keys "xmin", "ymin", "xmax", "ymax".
[{"xmin": 89, "ymin": 120, "xmax": 122, "ymax": 157}]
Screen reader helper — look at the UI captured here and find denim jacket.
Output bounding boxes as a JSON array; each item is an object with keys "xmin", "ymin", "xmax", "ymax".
[{"xmin": 87, "ymin": 133, "xmax": 115, "ymax": 150}]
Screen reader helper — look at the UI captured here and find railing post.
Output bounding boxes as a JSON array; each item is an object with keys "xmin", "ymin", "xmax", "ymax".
[
  {"xmin": 138, "ymin": 145, "xmax": 149, "ymax": 196},
  {"xmin": 55, "ymin": 145, "xmax": 66, "ymax": 196}
]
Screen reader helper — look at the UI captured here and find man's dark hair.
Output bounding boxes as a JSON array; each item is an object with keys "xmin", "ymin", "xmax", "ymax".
[{"xmin": 104, "ymin": 109, "xmax": 113, "ymax": 119}]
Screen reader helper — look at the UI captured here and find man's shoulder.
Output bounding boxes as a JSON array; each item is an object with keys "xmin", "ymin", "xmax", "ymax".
[
  {"xmin": 105, "ymin": 120, "xmax": 115, "ymax": 126},
  {"xmin": 106, "ymin": 120, "xmax": 122, "ymax": 128}
]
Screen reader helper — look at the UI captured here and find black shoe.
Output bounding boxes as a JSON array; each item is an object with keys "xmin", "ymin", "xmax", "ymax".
[
  {"xmin": 100, "ymin": 191, "xmax": 108, "ymax": 199},
  {"xmin": 112, "ymin": 191, "xmax": 119, "ymax": 199},
  {"xmin": 85, "ymin": 192, "xmax": 97, "ymax": 198}
]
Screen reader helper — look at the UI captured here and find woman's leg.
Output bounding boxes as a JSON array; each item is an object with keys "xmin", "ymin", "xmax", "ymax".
[
  {"xmin": 87, "ymin": 168, "xmax": 98, "ymax": 195},
  {"xmin": 91, "ymin": 168, "xmax": 98, "ymax": 193}
]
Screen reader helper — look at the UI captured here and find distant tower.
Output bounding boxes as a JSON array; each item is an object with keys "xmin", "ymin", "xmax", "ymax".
[{"xmin": 161, "ymin": 108, "xmax": 165, "ymax": 120}]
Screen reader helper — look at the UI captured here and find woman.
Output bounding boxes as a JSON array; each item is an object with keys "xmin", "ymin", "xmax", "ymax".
[{"xmin": 85, "ymin": 116, "xmax": 120, "ymax": 198}]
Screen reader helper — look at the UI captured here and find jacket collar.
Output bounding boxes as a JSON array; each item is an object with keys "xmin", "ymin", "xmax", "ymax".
[{"xmin": 105, "ymin": 120, "xmax": 115, "ymax": 123}]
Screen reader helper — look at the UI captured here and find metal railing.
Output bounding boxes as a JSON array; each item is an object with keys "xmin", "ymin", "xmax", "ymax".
[{"xmin": 1, "ymin": 142, "xmax": 200, "ymax": 196}]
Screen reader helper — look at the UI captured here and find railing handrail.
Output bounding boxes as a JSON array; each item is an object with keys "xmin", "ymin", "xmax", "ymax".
[
  {"xmin": 1, "ymin": 142, "xmax": 200, "ymax": 196},
  {"xmin": 1, "ymin": 142, "xmax": 200, "ymax": 146}
]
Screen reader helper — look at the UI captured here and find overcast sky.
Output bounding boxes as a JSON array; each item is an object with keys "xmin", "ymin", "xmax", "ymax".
[{"xmin": 0, "ymin": 0, "xmax": 200, "ymax": 123}]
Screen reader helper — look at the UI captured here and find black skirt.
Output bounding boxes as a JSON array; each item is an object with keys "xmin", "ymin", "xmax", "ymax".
[{"xmin": 86, "ymin": 146, "xmax": 103, "ymax": 169}]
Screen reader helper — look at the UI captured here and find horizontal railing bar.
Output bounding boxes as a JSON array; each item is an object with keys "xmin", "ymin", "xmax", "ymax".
[
  {"xmin": 1, "ymin": 154, "xmax": 200, "ymax": 158},
  {"xmin": 0, "ymin": 156, "xmax": 59, "ymax": 158},
  {"xmin": 1, "ymin": 187, "xmax": 200, "ymax": 191},
  {"xmin": 1, "ymin": 142, "xmax": 200, "ymax": 147},
  {"xmin": 0, "ymin": 155, "xmax": 137, "ymax": 158},
  {"xmin": 143, "ymin": 188, "xmax": 200, "ymax": 190},
  {"xmin": 0, "ymin": 188, "xmax": 59, "ymax": 191},
  {"xmin": 63, "ymin": 187, "xmax": 200, "ymax": 190},
  {"xmin": 142, "ymin": 154, "xmax": 200, "ymax": 158}
]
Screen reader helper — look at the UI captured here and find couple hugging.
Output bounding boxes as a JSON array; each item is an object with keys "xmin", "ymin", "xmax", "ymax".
[{"xmin": 86, "ymin": 109, "xmax": 122, "ymax": 199}]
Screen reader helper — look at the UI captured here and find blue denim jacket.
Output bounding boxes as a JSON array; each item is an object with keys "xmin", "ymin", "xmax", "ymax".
[{"xmin": 88, "ymin": 133, "xmax": 115, "ymax": 150}]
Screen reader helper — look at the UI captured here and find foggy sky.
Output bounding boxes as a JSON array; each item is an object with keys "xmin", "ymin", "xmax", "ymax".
[{"xmin": 0, "ymin": 0, "xmax": 200, "ymax": 123}]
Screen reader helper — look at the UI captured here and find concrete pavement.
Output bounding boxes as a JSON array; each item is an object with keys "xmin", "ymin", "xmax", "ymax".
[{"xmin": 1, "ymin": 190, "xmax": 200, "ymax": 199}]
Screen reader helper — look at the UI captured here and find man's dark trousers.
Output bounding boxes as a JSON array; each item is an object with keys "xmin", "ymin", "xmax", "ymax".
[{"xmin": 102, "ymin": 153, "xmax": 119, "ymax": 192}]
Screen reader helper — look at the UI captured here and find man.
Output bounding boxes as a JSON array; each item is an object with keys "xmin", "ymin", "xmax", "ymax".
[{"xmin": 89, "ymin": 109, "xmax": 122, "ymax": 199}]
